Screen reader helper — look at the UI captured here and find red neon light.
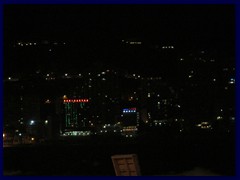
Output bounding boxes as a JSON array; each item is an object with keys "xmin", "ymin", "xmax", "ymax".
[{"xmin": 63, "ymin": 99, "xmax": 89, "ymax": 103}]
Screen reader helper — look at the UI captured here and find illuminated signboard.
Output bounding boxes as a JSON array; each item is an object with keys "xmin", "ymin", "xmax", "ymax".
[
  {"xmin": 63, "ymin": 99, "xmax": 89, "ymax": 103},
  {"xmin": 123, "ymin": 108, "xmax": 136, "ymax": 113}
]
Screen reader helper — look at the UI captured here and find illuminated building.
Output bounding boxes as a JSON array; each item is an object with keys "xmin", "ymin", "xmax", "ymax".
[
  {"xmin": 62, "ymin": 98, "xmax": 90, "ymax": 135},
  {"xmin": 121, "ymin": 108, "xmax": 139, "ymax": 137}
]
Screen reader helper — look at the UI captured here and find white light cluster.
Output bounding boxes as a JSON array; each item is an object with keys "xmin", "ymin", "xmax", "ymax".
[{"xmin": 162, "ymin": 46, "xmax": 174, "ymax": 49}]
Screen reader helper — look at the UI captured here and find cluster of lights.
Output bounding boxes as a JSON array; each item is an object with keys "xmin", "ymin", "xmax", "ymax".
[
  {"xmin": 129, "ymin": 41, "xmax": 142, "ymax": 45},
  {"xmin": 17, "ymin": 42, "xmax": 37, "ymax": 46},
  {"xmin": 196, "ymin": 122, "xmax": 212, "ymax": 129},
  {"xmin": 63, "ymin": 99, "xmax": 89, "ymax": 103},
  {"xmin": 122, "ymin": 126, "xmax": 138, "ymax": 132},
  {"xmin": 228, "ymin": 78, "xmax": 235, "ymax": 84},
  {"xmin": 63, "ymin": 131, "xmax": 91, "ymax": 136},
  {"xmin": 123, "ymin": 108, "xmax": 136, "ymax": 113},
  {"xmin": 162, "ymin": 46, "xmax": 174, "ymax": 49}
]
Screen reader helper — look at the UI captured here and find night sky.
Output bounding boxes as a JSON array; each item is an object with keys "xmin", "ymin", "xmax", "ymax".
[{"xmin": 4, "ymin": 4, "xmax": 235, "ymax": 75}]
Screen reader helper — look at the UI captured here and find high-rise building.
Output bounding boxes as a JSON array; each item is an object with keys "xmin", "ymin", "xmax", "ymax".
[
  {"xmin": 121, "ymin": 108, "xmax": 139, "ymax": 137},
  {"xmin": 61, "ymin": 98, "xmax": 91, "ymax": 136}
]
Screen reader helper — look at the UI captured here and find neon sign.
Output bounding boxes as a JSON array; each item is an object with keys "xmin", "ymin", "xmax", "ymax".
[
  {"xmin": 123, "ymin": 108, "xmax": 136, "ymax": 113},
  {"xmin": 63, "ymin": 99, "xmax": 89, "ymax": 103}
]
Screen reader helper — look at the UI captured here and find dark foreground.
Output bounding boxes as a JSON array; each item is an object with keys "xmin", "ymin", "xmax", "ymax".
[{"xmin": 3, "ymin": 130, "xmax": 235, "ymax": 176}]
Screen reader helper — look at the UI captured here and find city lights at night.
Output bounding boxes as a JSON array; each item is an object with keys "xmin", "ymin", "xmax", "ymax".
[{"xmin": 3, "ymin": 4, "xmax": 235, "ymax": 176}]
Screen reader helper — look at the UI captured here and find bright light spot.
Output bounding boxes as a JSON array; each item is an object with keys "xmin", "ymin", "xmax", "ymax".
[
  {"xmin": 217, "ymin": 116, "xmax": 223, "ymax": 120},
  {"xmin": 19, "ymin": 133, "xmax": 22, "ymax": 136},
  {"xmin": 30, "ymin": 120, "xmax": 35, "ymax": 125},
  {"xmin": 3, "ymin": 133, "xmax": 5, "ymax": 138},
  {"xmin": 8, "ymin": 77, "xmax": 11, "ymax": 80},
  {"xmin": 31, "ymin": 137, "xmax": 35, "ymax": 141},
  {"xmin": 45, "ymin": 120, "xmax": 48, "ymax": 124},
  {"xmin": 65, "ymin": 73, "xmax": 68, "ymax": 76},
  {"xmin": 49, "ymin": 49, "xmax": 52, "ymax": 52},
  {"xmin": 229, "ymin": 78, "xmax": 235, "ymax": 84},
  {"xmin": 45, "ymin": 99, "xmax": 51, "ymax": 104}
]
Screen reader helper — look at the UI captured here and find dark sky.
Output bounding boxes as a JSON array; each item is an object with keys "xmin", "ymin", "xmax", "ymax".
[
  {"xmin": 4, "ymin": 4, "xmax": 235, "ymax": 47},
  {"xmin": 4, "ymin": 4, "xmax": 235, "ymax": 75}
]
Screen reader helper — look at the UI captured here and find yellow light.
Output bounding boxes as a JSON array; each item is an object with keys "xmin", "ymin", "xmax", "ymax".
[
  {"xmin": 3, "ymin": 133, "xmax": 5, "ymax": 138},
  {"xmin": 31, "ymin": 137, "xmax": 35, "ymax": 141}
]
